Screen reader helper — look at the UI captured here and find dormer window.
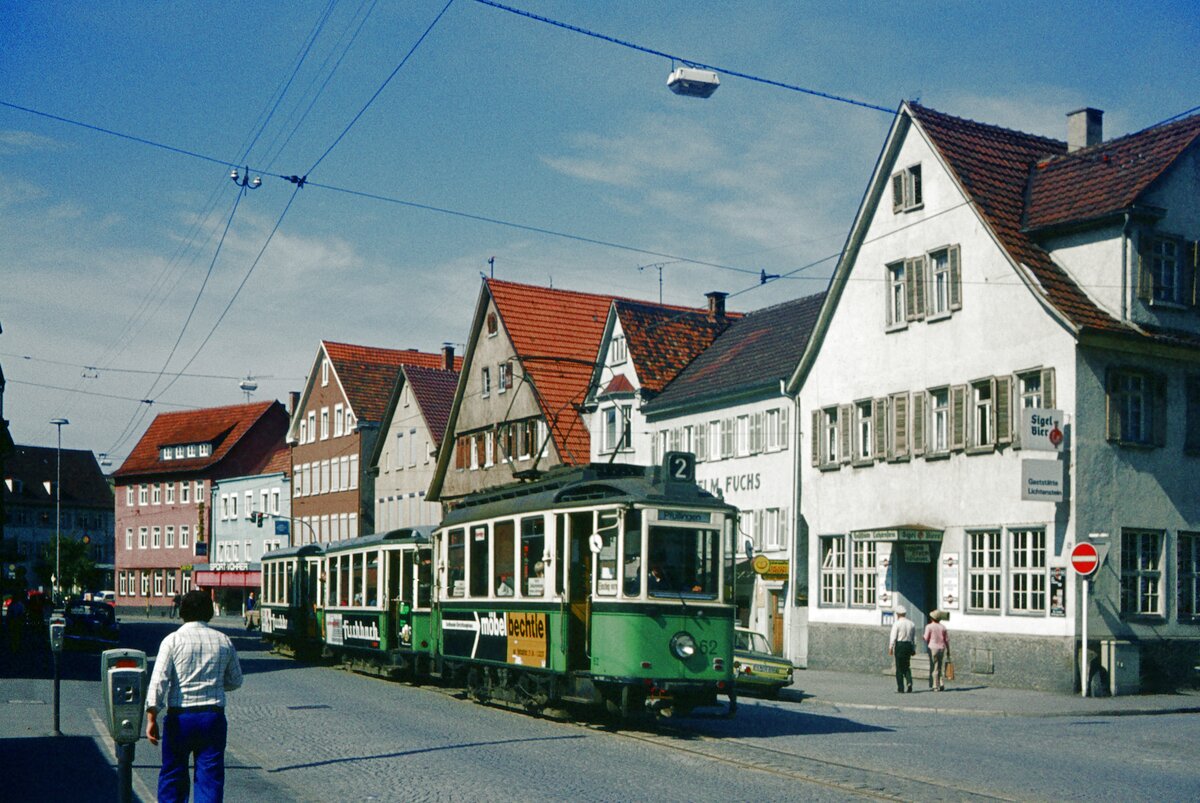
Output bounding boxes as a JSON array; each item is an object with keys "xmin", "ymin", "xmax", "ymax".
[
  {"xmin": 610, "ymin": 335, "xmax": 628, "ymax": 365},
  {"xmin": 160, "ymin": 447, "xmax": 173, "ymax": 460},
  {"xmin": 162, "ymin": 442, "xmax": 210, "ymax": 461},
  {"xmin": 186, "ymin": 444, "xmax": 197, "ymax": 458},
  {"xmin": 891, "ymin": 164, "xmax": 923, "ymax": 213},
  {"xmin": 198, "ymin": 443, "xmax": 212, "ymax": 457}
]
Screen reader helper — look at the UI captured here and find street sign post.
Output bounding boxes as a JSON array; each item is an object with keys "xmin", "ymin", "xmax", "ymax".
[{"xmin": 1071, "ymin": 541, "xmax": 1103, "ymax": 697}]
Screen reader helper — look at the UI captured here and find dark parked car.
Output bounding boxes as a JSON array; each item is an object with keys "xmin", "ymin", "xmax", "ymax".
[
  {"xmin": 733, "ymin": 627, "xmax": 794, "ymax": 698},
  {"xmin": 62, "ymin": 599, "xmax": 120, "ymax": 651}
]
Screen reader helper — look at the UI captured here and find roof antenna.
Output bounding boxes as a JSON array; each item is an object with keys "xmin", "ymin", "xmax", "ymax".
[{"xmin": 488, "ymin": 256, "xmax": 495, "ymax": 278}]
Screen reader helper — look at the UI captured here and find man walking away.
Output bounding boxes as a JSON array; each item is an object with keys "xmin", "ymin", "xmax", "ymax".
[
  {"xmin": 888, "ymin": 606, "xmax": 916, "ymax": 693},
  {"xmin": 145, "ymin": 590, "xmax": 243, "ymax": 803},
  {"xmin": 923, "ymin": 610, "xmax": 950, "ymax": 691}
]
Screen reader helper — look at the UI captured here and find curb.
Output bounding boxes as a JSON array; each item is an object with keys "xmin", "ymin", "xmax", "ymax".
[{"xmin": 798, "ymin": 696, "xmax": 1200, "ymax": 718}]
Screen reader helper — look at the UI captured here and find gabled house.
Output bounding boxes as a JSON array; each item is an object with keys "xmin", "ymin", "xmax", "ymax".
[
  {"xmin": 583, "ymin": 292, "xmax": 738, "ymax": 466},
  {"xmin": 641, "ymin": 293, "xmax": 825, "ymax": 661},
  {"xmin": 790, "ymin": 102, "xmax": 1200, "ymax": 692},
  {"xmin": 368, "ymin": 361, "xmax": 460, "ymax": 531},
  {"xmin": 288, "ymin": 341, "xmax": 458, "ymax": 545},
  {"xmin": 113, "ymin": 400, "xmax": 288, "ymax": 614},
  {"xmin": 430, "ymin": 278, "xmax": 623, "ymax": 503}
]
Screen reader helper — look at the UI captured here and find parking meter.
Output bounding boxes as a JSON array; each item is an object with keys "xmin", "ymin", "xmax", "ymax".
[
  {"xmin": 100, "ymin": 648, "xmax": 148, "ymax": 744},
  {"xmin": 49, "ymin": 613, "xmax": 66, "ymax": 652}
]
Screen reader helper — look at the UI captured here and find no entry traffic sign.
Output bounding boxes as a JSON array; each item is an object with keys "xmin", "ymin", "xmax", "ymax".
[{"xmin": 1071, "ymin": 542, "xmax": 1099, "ymax": 576}]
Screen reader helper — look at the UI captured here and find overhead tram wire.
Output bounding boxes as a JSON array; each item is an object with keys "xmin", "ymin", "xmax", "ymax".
[
  {"xmin": 473, "ymin": 0, "xmax": 894, "ymax": 115},
  {"xmin": 304, "ymin": 0, "xmax": 456, "ymax": 177}
]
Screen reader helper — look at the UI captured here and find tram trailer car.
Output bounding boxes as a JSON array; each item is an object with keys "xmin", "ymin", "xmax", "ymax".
[
  {"xmin": 320, "ymin": 527, "xmax": 435, "ymax": 680},
  {"xmin": 259, "ymin": 542, "xmax": 325, "ymax": 659},
  {"xmin": 433, "ymin": 452, "xmax": 739, "ymax": 719}
]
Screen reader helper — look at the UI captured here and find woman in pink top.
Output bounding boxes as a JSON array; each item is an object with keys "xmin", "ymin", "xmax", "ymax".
[{"xmin": 923, "ymin": 612, "xmax": 950, "ymax": 691}]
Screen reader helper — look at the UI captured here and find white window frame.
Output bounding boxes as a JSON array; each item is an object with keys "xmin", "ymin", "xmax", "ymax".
[
  {"xmin": 125, "ymin": 528, "xmax": 133, "ymax": 550},
  {"xmin": 151, "ymin": 526, "xmax": 161, "ymax": 549},
  {"xmin": 165, "ymin": 483, "xmax": 175, "ymax": 504},
  {"xmin": 180, "ymin": 525, "xmax": 190, "ymax": 548},
  {"xmin": 1121, "ymin": 528, "xmax": 1163, "ymax": 617},
  {"xmin": 886, "ymin": 261, "xmax": 907, "ymax": 329},
  {"xmin": 610, "ymin": 335, "xmax": 628, "ymax": 365},
  {"xmin": 334, "ymin": 403, "xmax": 344, "ymax": 437},
  {"xmin": 139, "ymin": 484, "xmax": 149, "ymax": 505},
  {"xmin": 849, "ymin": 538, "xmax": 876, "ymax": 607},
  {"xmin": 891, "ymin": 163, "xmax": 922, "ymax": 213},
  {"xmin": 320, "ymin": 407, "xmax": 330, "ymax": 440},
  {"xmin": 820, "ymin": 535, "xmax": 846, "ymax": 606},
  {"xmin": 1009, "ymin": 528, "xmax": 1046, "ymax": 614},
  {"xmin": 165, "ymin": 525, "xmax": 174, "ymax": 548},
  {"xmin": 322, "ymin": 358, "xmax": 330, "ymax": 386},
  {"xmin": 481, "ymin": 367, "xmax": 491, "ymax": 398},
  {"xmin": 139, "ymin": 527, "xmax": 148, "ymax": 549}
]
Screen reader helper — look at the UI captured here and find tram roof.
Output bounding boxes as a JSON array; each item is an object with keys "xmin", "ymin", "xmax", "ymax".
[
  {"xmin": 440, "ymin": 462, "xmax": 734, "ymax": 526},
  {"xmin": 322, "ymin": 526, "xmax": 433, "ymax": 555},
  {"xmin": 261, "ymin": 542, "xmax": 324, "ymax": 561}
]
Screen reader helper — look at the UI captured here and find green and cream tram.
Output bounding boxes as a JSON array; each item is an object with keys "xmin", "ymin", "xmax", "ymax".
[
  {"xmin": 320, "ymin": 527, "xmax": 435, "ymax": 679},
  {"xmin": 432, "ymin": 453, "xmax": 739, "ymax": 718},
  {"xmin": 259, "ymin": 542, "xmax": 324, "ymax": 658}
]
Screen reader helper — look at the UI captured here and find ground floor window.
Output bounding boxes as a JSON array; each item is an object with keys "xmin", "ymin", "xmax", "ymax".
[
  {"xmin": 1179, "ymin": 532, "xmax": 1199, "ymax": 620},
  {"xmin": 1122, "ymin": 529, "xmax": 1163, "ymax": 616},
  {"xmin": 967, "ymin": 529, "xmax": 1002, "ymax": 612},
  {"xmin": 850, "ymin": 539, "xmax": 876, "ymax": 606},
  {"xmin": 1010, "ymin": 528, "xmax": 1046, "ymax": 613},
  {"xmin": 819, "ymin": 535, "xmax": 845, "ymax": 606},
  {"xmin": 141, "ymin": 572, "xmax": 150, "ymax": 596}
]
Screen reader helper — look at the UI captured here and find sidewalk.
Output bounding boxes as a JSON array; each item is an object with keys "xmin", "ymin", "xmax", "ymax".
[{"xmin": 779, "ymin": 666, "xmax": 1200, "ymax": 717}]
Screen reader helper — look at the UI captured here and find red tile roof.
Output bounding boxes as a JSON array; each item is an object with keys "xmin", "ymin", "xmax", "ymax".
[
  {"xmin": 114, "ymin": 401, "xmax": 281, "ymax": 478},
  {"xmin": 323, "ymin": 340, "xmax": 462, "ymax": 425},
  {"xmin": 614, "ymin": 300, "xmax": 740, "ymax": 394},
  {"xmin": 486, "ymin": 279, "xmax": 718, "ymax": 465},
  {"xmin": 600, "ymin": 374, "xmax": 636, "ymax": 397},
  {"xmin": 402, "ymin": 364, "xmax": 460, "ymax": 448},
  {"xmin": 261, "ymin": 444, "xmax": 291, "ymax": 476},
  {"xmin": 908, "ymin": 103, "xmax": 1126, "ymax": 333},
  {"xmin": 1027, "ymin": 113, "xmax": 1200, "ymax": 231}
]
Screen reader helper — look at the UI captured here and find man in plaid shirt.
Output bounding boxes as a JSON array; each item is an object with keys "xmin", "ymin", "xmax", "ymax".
[{"xmin": 145, "ymin": 590, "xmax": 243, "ymax": 803}]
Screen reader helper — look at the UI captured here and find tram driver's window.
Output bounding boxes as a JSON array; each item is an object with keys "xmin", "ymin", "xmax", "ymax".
[
  {"xmin": 469, "ymin": 525, "xmax": 489, "ymax": 597},
  {"xmin": 417, "ymin": 550, "xmax": 432, "ymax": 607},
  {"xmin": 493, "ymin": 520, "xmax": 515, "ymax": 597},
  {"xmin": 366, "ymin": 551, "xmax": 379, "ymax": 607},
  {"xmin": 623, "ymin": 509, "xmax": 643, "ymax": 597},
  {"xmin": 447, "ymin": 529, "xmax": 465, "ymax": 597},
  {"xmin": 597, "ymin": 510, "xmax": 619, "ymax": 596},
  {"xmin": 521, "ymin": 516, "xmax": 546, "ymax": 597}
]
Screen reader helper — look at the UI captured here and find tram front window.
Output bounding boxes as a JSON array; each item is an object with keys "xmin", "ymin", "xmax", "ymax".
[{"xmin": 647, "ymin": 525, "xmax": 719, "ymax": 599}]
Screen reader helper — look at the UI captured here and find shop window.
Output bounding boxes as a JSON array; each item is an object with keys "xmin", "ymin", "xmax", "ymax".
[{"xmin": 1009, "ymin": 528, "xmax": 1046, "ymax": 613}]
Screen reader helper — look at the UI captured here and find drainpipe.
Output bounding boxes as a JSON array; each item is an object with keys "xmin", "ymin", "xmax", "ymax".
[{"xmin": 1121, "ymin": 213, "xmax": 1132, "ymax": 320}]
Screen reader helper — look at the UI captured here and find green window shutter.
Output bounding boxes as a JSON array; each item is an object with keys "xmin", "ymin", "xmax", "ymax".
[
  {"xmin": 781, "ymin": 405, "xmax": 789, "ymax": 447},
  {"xmin": 873, "ymin": 397, "xmax": 888, "ymax": 460},
  {"xmin": 1010, "ymin": 373, "xmax": 1023, "ymax": 450},
  {"xmin": 1041, "ymin": 366, "xmax": 1056, "ymax": 410},
  {"xmin": 811, "ymin": 409, "xmax": 821, "ymax": 467},
  {"xmin": 1190, "ymin": 241, "xmax": 1199, "ymax": 307},
  {"xmin": 1152, "ymin": 373, "xmax": 1168, "ymax": 447},
  {"xmin": 1105, "ymin": 368, "xmax": 1121, "ymax": 442},
  {"xmin": 1136, "ymin": 233, "xmax": 1153, "ymax": 302},
  {"xmin": 839, "ymin": 404, "xmax": 853, "ymax": 465},
  {"xmin": 950, "ymin": 384, "xmax": 968, "ymax": 451},
  {"xmin": 911, "ymin": 391, "xmax": 926, "ymax": 456},
  {"xmin": 949, "ymin": 245, "xmax": 962, "ymax": 311},
  {"xmin": 892, "ymin": 172, "xmax": 904, "ymax": 213},
  {"xmin": 994, "ymin": 375, "xmax": 1013, "ymax": 445},
  {"xmin": 906, "ymin": 257, "xmax": 926, "ymax": 321}
]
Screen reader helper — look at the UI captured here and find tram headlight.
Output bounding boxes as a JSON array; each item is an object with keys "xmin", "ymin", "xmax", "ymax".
[{"xmin": 670, "ymin": 631, "xmax": 697, "ymax": 660}]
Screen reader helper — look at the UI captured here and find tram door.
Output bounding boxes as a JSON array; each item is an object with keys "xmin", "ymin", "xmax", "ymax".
[
  {"xmin": 388, "ymin": 550, "xmax": 404, "ymax": 644},
  {"xmin": 567, "ymin": 511, "xmax": 593, "ymax": 672}
]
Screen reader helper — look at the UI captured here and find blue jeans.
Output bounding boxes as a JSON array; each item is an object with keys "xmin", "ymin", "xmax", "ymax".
[{"xmin": 159, "ymin": 709, "xmax": 228, "ymax": 803}]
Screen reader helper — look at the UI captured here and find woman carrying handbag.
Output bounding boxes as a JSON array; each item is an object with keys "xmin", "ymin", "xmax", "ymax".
[{"xmin": 923, "ymin": 610, "xmax": 950, "ymax": 691}]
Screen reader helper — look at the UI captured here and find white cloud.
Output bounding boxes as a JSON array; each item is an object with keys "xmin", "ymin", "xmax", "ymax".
[{"xmin": 0, "ymin": 129, "xmax": 65, "ymax": 155}]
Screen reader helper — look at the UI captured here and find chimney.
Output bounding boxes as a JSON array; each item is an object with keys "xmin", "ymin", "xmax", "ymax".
[
  {"xmin": 1067, "ymin": 108, "xmax": 1103, "ymax": 152},
  {"xmin": 442, "ymin": 343, "xmax": 456, "ymax": 371},
  {"xmin": 705, "ymin": 291, "xmax": 728, "ymax": 324},
  {"xmin": 288, "ymin": 391, "xmax": 300, "ymax": 415}
]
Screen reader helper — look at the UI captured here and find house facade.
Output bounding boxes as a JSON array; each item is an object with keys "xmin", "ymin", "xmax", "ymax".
[
  {"xmin": 369, "ymin": 362, "xmax": 459, "ymax": 531},
  {"xmin": 288, "ymin": 341, "xmax": 457, "ymax": 545},
  {"xmin": 791, "ymin": 102, "xmax": 1200, "ymax": 692},
  {"xmin": 2, "ymin": 445, "xmax": 114, "ymax": 594},
  {"xmin": 113, "ymin": 400, "xmax": 289, "ymax": 614},
  {"xmin": 641, "ymin": 295, "xmax": 824, "ymax": 663},
  {"xmin": 200, "ymin": 445, "xmax": 291, "ymax": 613}
]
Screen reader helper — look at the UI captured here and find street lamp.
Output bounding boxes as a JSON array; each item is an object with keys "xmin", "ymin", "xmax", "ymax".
[{"xmin": 50, "ymin": 418, "xmax": 69, "ymax": 604}]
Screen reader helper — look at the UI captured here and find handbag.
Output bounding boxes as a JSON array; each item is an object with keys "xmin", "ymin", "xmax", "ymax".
[{"xmin": 944, "ymin": 658, "xmax": 955, "ymax": 681}]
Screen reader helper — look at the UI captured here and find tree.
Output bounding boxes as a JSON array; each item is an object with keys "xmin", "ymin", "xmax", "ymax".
[{"xmin": 34, "ymin": 534, "xmax": 100, "ymax": 597}]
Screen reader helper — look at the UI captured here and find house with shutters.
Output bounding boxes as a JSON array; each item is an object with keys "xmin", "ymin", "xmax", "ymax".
[
  {"xmin": 368, "ymin": 361, "xmax": 460, "ymax": 531},
  {"xmin": 113, "ymin": 400, "xmax": 288, "ymax": 615},
  {"xmin": 583, "ymin": 292, "xmax": 738, "ymax": 467},
  {"xmin": 790, "ymin": 102, "xmax": 1200, "ymax": 692},
  {"xmin": 639, "ymin": 293, "xmax": 824, "ymax": 664},
  {"xmin": 288, "ymin": 341, "xmax": 458, "ymax": 545}
]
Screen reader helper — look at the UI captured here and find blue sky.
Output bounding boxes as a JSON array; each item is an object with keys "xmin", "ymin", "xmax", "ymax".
[{"xmin": 3, "ymin": 1, "xmax": 1198, "ymax": 462}]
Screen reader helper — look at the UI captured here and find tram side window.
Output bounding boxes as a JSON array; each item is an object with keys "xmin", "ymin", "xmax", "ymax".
[
  {"xmin": 417, "ymin": 548, "xmax": 432, "ymax": 607},
  {"xmin": 470, "ymin": 525, "xmax": 489, "ymax": 597},
  {"xmin": 285, "ymin": 562, "xmax": 295, "ymax": 605},
  {"xmin": 338, "ymin": 555, "xmax": 351, "ymax": 606},
  {"xmin": 556, "ymin": 514, "xmax": 566, "ymax": 596},
  {"xmin": 648, "ymin": 525, "xmax": 719, "ymax": 599},
  {"xmin": 447, "ymin": 529, "xmax": 465, "ymax": 597},
  {"xmin": 623, "ymin": 509, "xmax": 643, "ymax": 597},
  {"xmin": 306, "ymin": 562, "xmax": 319, "ymax": 609},
  {"xmin": 399, "ymin": 551, "xmax": 413, "ymax": 605},
  {"xmin": 597, "ymin": 510, "xmax": 619, "ymax": 596},
  {"xmin": 493, "ymin": 520, "xmax": 515, "ymax": 596},
  {"xmin": 366, "ymin": 550, "xmax": 380, "ymax": 607},
  {"xmin": 521, "ymin": 516, "xmax": 546, "ymax": 597},
  {"xmin": 352, "ymin": 553, "xmax": 365, "ymax": 605}
]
